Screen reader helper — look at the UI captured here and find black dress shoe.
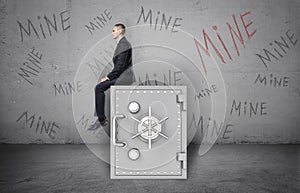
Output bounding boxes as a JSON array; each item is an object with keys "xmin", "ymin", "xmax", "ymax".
[{"xmin": 87, "ymin": 120, "xmax": 101, "ymax": 131}]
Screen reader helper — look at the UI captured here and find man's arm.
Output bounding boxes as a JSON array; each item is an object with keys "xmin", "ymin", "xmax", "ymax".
[{"xmin": 107, "ymin": 48, "xmax": 131, "ymax": 80}]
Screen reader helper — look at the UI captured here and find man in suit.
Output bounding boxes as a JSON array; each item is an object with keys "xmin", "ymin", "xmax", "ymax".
[{"xmin": 91, "ymin": 23, "xmax": 135, "ymax": 128}]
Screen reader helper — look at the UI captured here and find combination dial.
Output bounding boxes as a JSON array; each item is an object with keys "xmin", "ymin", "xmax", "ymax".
[{"xmin": 131, "ymin": 106, "xmax": 168, "ymax": 149}]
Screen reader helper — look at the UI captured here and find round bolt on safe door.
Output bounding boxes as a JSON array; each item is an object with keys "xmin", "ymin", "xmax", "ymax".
[
  {"xmin": 128, "ymin": 101, "xmax": 140, "ymax": 114},
  {"xmin": 128, "ymin": 148, "xmax": 140, "ymax": 160}
]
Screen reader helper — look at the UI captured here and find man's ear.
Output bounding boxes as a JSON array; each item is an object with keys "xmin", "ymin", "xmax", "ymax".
[{"xmin": 119, "ymin": 28, "xmax": 124, "ymax": 35}]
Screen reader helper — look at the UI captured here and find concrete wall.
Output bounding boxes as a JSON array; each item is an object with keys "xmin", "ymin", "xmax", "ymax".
[{"xmin": 0, "ymin": 0, "xmax": 299, "ymax": 144}]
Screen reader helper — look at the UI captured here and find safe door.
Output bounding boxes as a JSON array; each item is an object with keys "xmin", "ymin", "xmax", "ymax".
[{"xmin": 110, "ymin": 86, "xmax": 187, "ymax": 179}]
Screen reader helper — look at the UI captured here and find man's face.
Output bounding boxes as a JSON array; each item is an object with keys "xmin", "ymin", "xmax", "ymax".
[{"xmin": 112, "ymin": 26, "xmax": 122, "ymax": 39}]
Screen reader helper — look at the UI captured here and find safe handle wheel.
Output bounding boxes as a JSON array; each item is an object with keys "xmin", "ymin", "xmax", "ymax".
[{"xmin": 112, "ymin": 114, "xmax": 126, "ymax": 147}]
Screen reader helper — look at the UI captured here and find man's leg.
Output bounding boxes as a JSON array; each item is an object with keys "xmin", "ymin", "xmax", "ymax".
[{"xmin": 95, "ymin": 79, "xmax": 115, "ymax": 123}]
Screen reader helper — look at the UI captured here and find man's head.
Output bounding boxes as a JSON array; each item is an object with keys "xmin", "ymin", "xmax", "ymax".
[{"xmin": 112, "ymin": 23, "xmax": 125, "ymax": 39}]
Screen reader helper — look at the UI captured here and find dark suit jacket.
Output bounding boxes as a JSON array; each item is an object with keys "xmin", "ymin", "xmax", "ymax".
[{"xmin": 107, "ymin": 37, "xmax": 136, "ymax": 85}]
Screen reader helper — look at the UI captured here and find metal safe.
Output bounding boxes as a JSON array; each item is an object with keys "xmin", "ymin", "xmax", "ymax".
[{"xmin": 110, "ymin": 86, "xmax": 187, "ymax": 179}]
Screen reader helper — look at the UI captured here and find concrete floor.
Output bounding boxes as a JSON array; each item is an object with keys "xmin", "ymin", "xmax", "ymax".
[{"xmin": 0, "ymin": 144, "xmax": 299, "ymax": 193}]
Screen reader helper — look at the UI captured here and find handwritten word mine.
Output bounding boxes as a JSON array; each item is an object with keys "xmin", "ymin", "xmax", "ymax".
[
  {"xmin": 255, "ymin": 29, "xmax": 297, "ymax": 70},
  {"xmin": 136, "ymin": 6, "xmax": 183, "ymax": 33},
  {"xmin": 18, "ymin": 47, "xmax": 43, "ymax": 86},
  {"xmin": 53, "ymin": 81, "xmax": 83, "ymax": 96},
  {"xmin": 194, "ymin": 10, "xmax": 257, "ymax": 74},
  {"xmin": 138, "ymin": 70, "xmax": 183, "ymax": 86},
  {"xmin": 86, "ymin": 45, "xmax": 115, "ymax": 78},
  {"xmin": 17, "ymin": 10, "xmax": 70, "ymax": 42},
  {"xmin": 230, "ymin": 99, "xmax": 267, "ymax": 117},
  {"xmin": 195, "ymin": 84, "xmax": 218, "ymax": 100},
  {"xmin": 188, "ymin": 113, "xmax": 233, "ymax": 139},
  {"xmin": 254, "ymin": 73, "xmax": 289, "ymax": 87},
  {"xmin": 85, "ymin": 9, "xmax": 112, "ymax": 35},
  {"xmin": 16, "ymin": 111, "xmax": 60, "ymax": 139}
]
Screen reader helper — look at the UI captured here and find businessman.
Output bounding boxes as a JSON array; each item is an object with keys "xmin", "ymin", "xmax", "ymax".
[{"xmin": 90, "ymin": 23, "xmax": 135, "ymax": 129}]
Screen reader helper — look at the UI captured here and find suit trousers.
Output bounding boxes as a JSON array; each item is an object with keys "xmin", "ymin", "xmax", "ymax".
[{"xmin": 95, "ymin": 79, "xmax": 116, "ymax": 121}]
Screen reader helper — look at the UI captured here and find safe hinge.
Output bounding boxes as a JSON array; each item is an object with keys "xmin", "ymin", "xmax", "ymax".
[
  {"xmin": 177, "ymin": 152, "xmax": 187, "ymax": 169},
  {"xmin": 176, "ymin": 94, "xmax": 187, "ymax": 111}
]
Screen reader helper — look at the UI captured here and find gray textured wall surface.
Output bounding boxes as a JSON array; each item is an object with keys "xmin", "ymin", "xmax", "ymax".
[{"xmin": 0, "ymin": 0, "xmax": 299, "ymax": 144}]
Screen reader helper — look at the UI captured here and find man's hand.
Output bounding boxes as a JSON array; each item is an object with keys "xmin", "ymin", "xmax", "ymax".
[{"xmin": 100, "ymin": 77, "xmax": 109, "ymax": 83}]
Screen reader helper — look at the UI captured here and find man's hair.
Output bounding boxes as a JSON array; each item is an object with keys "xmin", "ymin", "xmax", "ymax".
[{"xmin": 114, "ymin": 23, "xmax": 125, "ymax": 34}]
